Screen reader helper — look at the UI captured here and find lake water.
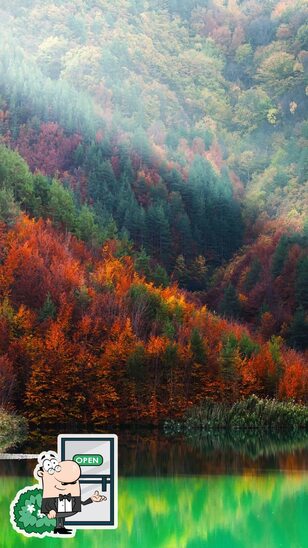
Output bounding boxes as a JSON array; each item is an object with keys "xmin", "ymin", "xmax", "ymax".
[{"xmin": 1, "ymin": 430, "xmax": 307, "ymax": 547}]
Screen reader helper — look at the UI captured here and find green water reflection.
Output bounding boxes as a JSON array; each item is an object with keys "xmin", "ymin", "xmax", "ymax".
[{"xmin": 1, "ymin": 473, "xmax": 307, "ymax": 548}]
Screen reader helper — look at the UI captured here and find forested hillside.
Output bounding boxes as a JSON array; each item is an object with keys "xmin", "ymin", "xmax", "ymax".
[
  {"xmin": 0, "ymin": 193, "xmax": 306, "ymax": 426},
  {"xmin": 0, "ymin": 0, "xmax": 307, "ymax": 425},
  {"xmin": 2, "ymin": 0, "xmax": 307, "ymax": 217}
]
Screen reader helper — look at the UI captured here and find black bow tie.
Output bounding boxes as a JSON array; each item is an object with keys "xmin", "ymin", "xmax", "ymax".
[{"xmin": 59, "ymin": 493, "xmax": 72, "ymax": 501}]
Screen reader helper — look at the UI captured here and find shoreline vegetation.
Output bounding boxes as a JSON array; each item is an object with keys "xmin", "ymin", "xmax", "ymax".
[
  {"xmin": 1, "ymin": 396, "xmax": 308, "ymax": 454},
  {"xmin": 164, "ymin": 395, "xmax": 308, "ymax": 433},
  {"xmin": 165, "ymin": 428, "xmax": 308, "ymax": 462},
  {"xmin": 0, "ymin": 408, "xmax": 28, "ymax": 452}
]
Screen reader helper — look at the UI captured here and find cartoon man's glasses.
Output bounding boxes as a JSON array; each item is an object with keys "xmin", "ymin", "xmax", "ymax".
[
  {"xmin": 42, "ymin": 458, "xmax": 61, "ymax": 474},
  {"xmin": 47, "ymin": 465, "xmax": 61, "ymax": 474}
]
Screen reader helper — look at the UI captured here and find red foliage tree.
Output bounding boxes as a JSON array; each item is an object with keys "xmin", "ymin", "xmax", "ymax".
[{"xmin": 16, "ymin": 122, "xmax": 81, "ymax": 177}]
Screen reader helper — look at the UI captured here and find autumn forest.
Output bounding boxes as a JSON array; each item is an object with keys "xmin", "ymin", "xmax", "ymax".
[{"xmin": 0, "ymin": 0, "xmax": 307, "ymax": 430}]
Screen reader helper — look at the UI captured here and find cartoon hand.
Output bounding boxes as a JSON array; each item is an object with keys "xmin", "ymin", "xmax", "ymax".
[
  {"xmin": 91, "ymin": 490, "xmax": 107, "ymax": 502},
  {"xmin": 48, "ymin": 510, "xmax": 56, "ymax": 519}
]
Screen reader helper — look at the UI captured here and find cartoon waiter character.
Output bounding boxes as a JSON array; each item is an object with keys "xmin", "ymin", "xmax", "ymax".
[{"xmin": 36, "ymin": 451, "xmax": 107, "ymax": 535}]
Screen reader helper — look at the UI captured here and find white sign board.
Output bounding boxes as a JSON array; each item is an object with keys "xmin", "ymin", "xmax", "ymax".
[{"xmin": 58, "ymin": 434, "xmax": 118, "ymax": 529}]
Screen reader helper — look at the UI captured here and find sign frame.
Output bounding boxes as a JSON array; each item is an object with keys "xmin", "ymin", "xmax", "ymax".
[{"xmin": 57, "ymin": 433, "xmax": 118, "ymax": 530}]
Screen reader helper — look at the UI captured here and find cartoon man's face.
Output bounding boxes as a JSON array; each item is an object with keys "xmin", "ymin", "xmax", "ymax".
[{"xmin": 37, "ymin": 454, "xmax": 81, "ymax": 498}]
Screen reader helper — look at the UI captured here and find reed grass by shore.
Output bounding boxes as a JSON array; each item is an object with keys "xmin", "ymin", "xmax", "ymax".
[{"xmin": 164, "ymin": 395, "xmax": 308, "ymax": 432}]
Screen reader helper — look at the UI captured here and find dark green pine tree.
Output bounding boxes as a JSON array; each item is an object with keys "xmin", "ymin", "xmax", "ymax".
[
  {"xmin": 238, "ymin": 333, "xmax": 260, "ymax": 359},
  {"xmin": 38, "ymin": 293, "xmax": 57, "ymax": 322},
  {"xmin": 163, "ymin": 168, "xmax": 185, "ymax": 194},
  {"xmin": 189, "ymin": 156, "xmax": 217, "ymax": 194},
  {"xmin": 186, "ymin": 157, "xmax": 243, "ymax": 262},
  {"xmin": 219, "ymin": 283, "xmax": 241, "ymax": 320},
  {"xmin": 76, "ymin": 204, "xmax": 103, "ymax": 246},
  {"xmin": 271, "ymin": 235, "xmax": 289, "ymax": 278},
  {"xmin": 187, "ymin": 255, "xmax": 208, "ymax": 291},
  {"xmin": 188, "ymin": 157, "xmax": 213, "ymax": 245},
  {"xmin": 295, "ymin": 256, "xmax": 308, "ymax": 310},
  {"xmin": 219, "ymin": 335, "xmax": 238, "ymax": 384},
  {"xmin": 149, "ymin": 181, "xmax": 168, "ymax": 204},
  {"xmin": 209, "ymin": 171, "xmax": 243, "ymax": 263},
  {"xmin": 209, "ymin": 195, "xmax": 230, "ymax": 262},
  {"xmin": 113, "ymin": 175, "xmax": 131, "ymax": 228},
  {"xmin": 176, "ymin": 212, "xmax": 195, "ymax": 259},
  {"xmin": 72, "ymin": 143, "xmax": 85, "ymax": 168},
  {"xmin": 88, "ymin": 157, "xmax": 116, "ymax": 213},
  {"xmin": 168, "ymin": 190, "xmax": 195, "ymax": 260},
  {"xmin": 134, "ymin": 246, "xmax": 152, "ymax": 278},
  {"xmin": 124, "ymin": 197, "xmax": 145, "ymax": 247},
  {"xmin": 127, "ymin": 344, "xmax": 147, "ymax": 381},
  {"xmin": 100, "ymin": 159, "xmax": 117, "ymax": 194},
  {"xmin": 298, "ymin": 148, "xmax": 308, "ymax": 184},
  {"xmin": 244, "ymin": 258, "xmax": 262, "ymax": 292},
  {"xmin": 168, "ymin": 191, "xmax": 185, "ymax": 218},
  {"xmin": 190, "ymin": 328, "xmax": 207, "ymax": 364},
  {"xmin": 119, "ymin": 145, "xmax": 135, "ymax": 184},
  {"xmin": 0, "ymin": 188, "xmax": 20, "ymax": 227},
  {"xmin": 151, "ymin": 264, "xmax": 169, "ymax": 288},
  {"xmin": 288, "ymin": 306, "xmax": 308, "ymax": 350},
  {"xmin": 99, "ymin": 136, "xmax": 113, "ymax": 160},
  {"xmin": 145, "ymin": 204, "xmax": 172, "ymax": 269},
  {"xmin": 32, "ymin": 174, "xmax": 51, "ymax": 217},
  {"xmin": 131, "ymin": 127, "xmax": 153, "ymax": 168}
]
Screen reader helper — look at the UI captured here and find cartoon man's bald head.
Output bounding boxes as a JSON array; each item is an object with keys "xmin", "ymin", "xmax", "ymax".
[{"xmin": 35, "ymin": 452, "xmax": 82, "ymax": 498}]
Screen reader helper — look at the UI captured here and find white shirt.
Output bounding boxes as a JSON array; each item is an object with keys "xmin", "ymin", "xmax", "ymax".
[{"xmin": 57, "ymin": 496, "xmax": 73, "ymax": 513}]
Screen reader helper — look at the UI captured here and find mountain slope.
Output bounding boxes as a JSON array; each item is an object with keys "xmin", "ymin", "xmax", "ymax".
[
  {"xmin": 0, "ymin": 0, "xmax": 307, "ymax": 426},
  {"xmin": 0, "ymin": 210, "xmax": 306, "ymax": 427}
]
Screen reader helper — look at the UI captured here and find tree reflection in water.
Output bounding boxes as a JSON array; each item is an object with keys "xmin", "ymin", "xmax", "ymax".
[
  {"xmin": 4, "ymin": 428, "xmax": 308, "ymax": 476},
  {"xmin": 1, "ymin": 472, "xmax": 308, "ymax": 547},
  {"xmin": 1, "ymin": 430, "xmax": 307, "ymax": 546}
]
